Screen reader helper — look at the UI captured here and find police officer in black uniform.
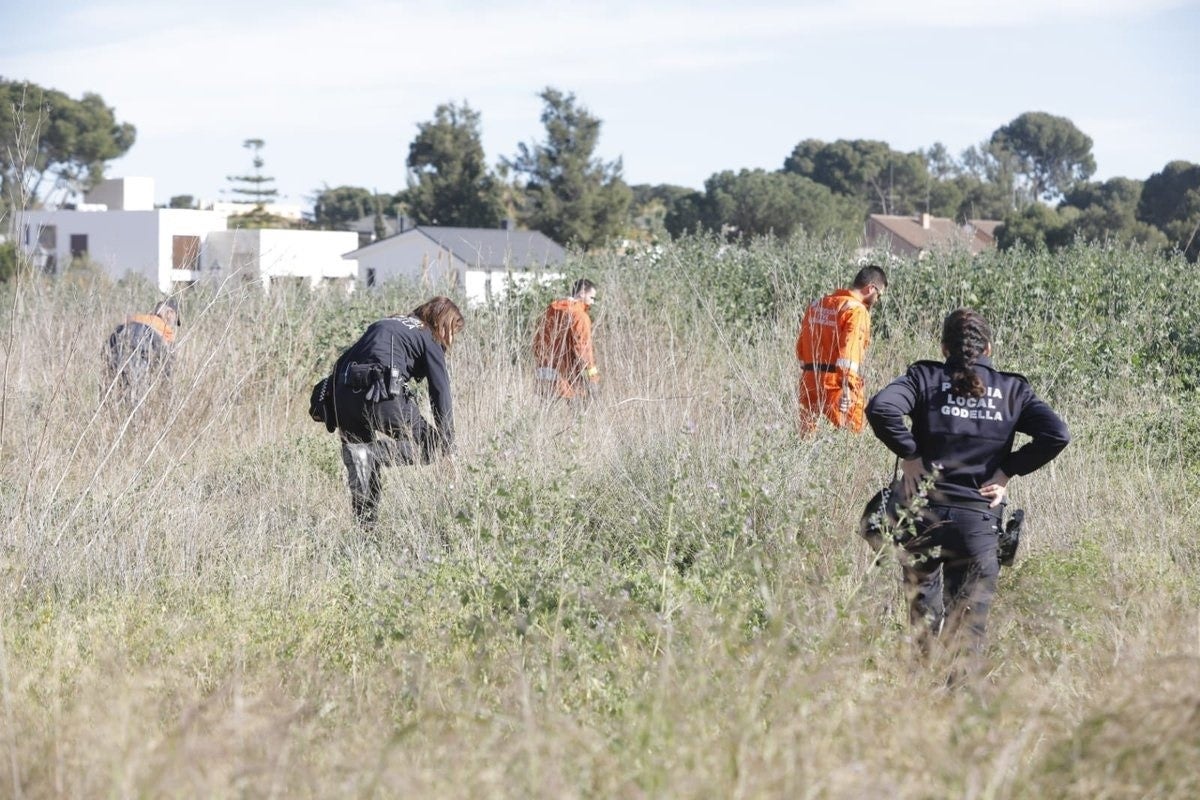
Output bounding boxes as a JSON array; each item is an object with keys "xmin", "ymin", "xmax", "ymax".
[
  {"xmin": 866, "ymin": 308, "xmax": 1070, "ymax": 672},
  {"xmin": 323, "ymin": 296, "xmax": 464, "ymax": 528}
]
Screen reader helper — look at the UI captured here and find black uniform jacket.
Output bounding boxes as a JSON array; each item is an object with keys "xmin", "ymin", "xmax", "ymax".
[
  {"xmin": 866, "ymin": 357, "xmax": 1069, "ymax": 508},
  {"xmin": 333, "ymin": 315, "xmax": 453, "ymax": 447}
]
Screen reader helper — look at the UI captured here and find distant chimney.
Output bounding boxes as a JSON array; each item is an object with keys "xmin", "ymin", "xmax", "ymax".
[{"xmin": 920, "ymin": 213, "xmax": 932, "ymax": 230}]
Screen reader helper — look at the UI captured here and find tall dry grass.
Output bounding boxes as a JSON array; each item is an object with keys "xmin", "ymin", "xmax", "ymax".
[{"xmin": 0, "ymin": 238, "xmax": 1197, "ymax": 798}]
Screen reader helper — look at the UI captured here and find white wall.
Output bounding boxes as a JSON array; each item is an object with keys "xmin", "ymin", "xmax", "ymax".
[
  {"xmin": 17, "ymin": 208, "xmax": 226, "ymax": 290},
  {"xmin": 204, "ymin": 228, "xmax": 358, "ymax": 291},
  {"xmin": 353, "ymin": 232, "xmax": 463, "ymax": 290},
  {"xmin": 84, "ymin": 177, "xmax": 155, "ymax": 211},
  {"xmin": 258, "ymin": 229, "xmax": 358, "ymax": 290},
  {"xmin": 462, "ymin": 269, "xmax": 563, "ymax": 306}
]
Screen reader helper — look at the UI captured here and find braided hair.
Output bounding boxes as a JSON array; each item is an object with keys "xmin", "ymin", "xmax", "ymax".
[{"xmin": 941, "ymin": 308, "xmax": 992, "ymax": 398}]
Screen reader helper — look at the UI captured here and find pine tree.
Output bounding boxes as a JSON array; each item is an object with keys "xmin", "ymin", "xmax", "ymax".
[
  {"xmin": 506, "ymin": 88, "xmax": 630, "ymax": 249},
  {"xmin": 226, "ymin": 138, "xmax": 284, "ymax": 228}
]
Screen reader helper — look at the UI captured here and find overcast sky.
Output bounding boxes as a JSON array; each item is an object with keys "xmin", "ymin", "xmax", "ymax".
[{"xmin": 3, "ymin": 0, "xmax": 1198, "ymax": 210}]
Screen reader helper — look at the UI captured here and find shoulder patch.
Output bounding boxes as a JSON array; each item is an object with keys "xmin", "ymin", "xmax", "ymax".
[{"xmin": 386, "ymin": 315, "xmax": 425, "ymax": 331}]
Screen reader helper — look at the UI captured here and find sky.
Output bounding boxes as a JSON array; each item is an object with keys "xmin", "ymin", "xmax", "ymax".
[{"xmin": 2, "ymin": 0, "xmax": 1198, "ymax": 211}]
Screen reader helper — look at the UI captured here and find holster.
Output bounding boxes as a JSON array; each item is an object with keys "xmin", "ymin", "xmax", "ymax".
[{"xmin": 341, "ymin": 362, "xmax": 394, "ymax": 403}]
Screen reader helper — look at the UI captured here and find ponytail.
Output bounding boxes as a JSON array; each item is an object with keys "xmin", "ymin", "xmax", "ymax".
[{"xmin": 941, "ymin": 308, "xmax": 992, "ymax": 399}]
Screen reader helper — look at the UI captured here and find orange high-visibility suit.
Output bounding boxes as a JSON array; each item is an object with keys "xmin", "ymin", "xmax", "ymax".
[
  {"xmin": 796, "ymin": 288, "xmax": 870, "ymax": 433},
  {"xmin": 533, "ymin": 297, "xmax": 599, "ymax": 399}
]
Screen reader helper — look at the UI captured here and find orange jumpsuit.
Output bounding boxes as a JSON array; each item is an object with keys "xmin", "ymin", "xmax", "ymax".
[
  {"xmin": 795, "ymin": 288, "xmax": 870, "ymax": 433},
  {"xmin": 125, "ymin": 313, "xmax": 176, "ymax": 343},
  {"xmin": 533, "ymin": 297, "xmax": 599, "ymax": 399}
]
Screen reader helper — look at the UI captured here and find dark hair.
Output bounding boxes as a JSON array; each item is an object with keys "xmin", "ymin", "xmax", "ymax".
[
  {"xmin": 852, "ymin": 265, "xmax": 887, "ymax": 291},
  {"xmin": 571, "ymin": 278, "xmax": 597, "ymax": 297},
  {"xmin": 153, "ymin": 298, "xmax": 180, "ymax": 325},
  {"xmin": 410, "ymin": 296, "xmax": 464, "ymax": 349},
  {"xmin": 941, "ymin": 308, "xmax": 992, "ymax": 398}
]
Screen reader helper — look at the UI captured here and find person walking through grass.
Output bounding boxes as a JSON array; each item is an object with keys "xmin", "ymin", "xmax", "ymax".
[
  {"xmin": 796, "ymin": 265, "xmax": 887, "ymax": 434},
  {"xmin": 866, "ymin": 308, "xmax": 1070, "ymax": 677},
  {"xmin": 105, "ymin": 298, "xmax": 180, "ymax": 407},
  {"xmin": 533, "ymin": 278, "xmax": 600, "ymax": 401}
]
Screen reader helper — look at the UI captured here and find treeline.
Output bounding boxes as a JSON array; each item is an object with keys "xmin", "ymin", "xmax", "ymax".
[
  {"xmin": 3, "ymin": 77, "xmax": 1198, "ymax": 261},
  {"xmin": 312, "ymin": 98, "xmax": 1199, "ymax": 261}
]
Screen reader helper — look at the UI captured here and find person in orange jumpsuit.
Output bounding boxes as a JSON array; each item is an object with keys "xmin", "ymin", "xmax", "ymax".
[
  {"xmin": 105, "ymin": 298, "xmax": 181, "ymax": 405},
  {"xmin": 533, "ymin": 278, "xmax": 600, "ymax": 400},
  {"xmin": 795, "ymin": 265, "xmax": 887, "ymax": 433}
]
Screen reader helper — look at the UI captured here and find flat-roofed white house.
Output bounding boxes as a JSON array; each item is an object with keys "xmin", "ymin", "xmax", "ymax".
[
  {"xmin": 203, "ymin": 228, "xmax": 357, "ymax": 292},
  {"xmin": 16, "ymin": 177, "xmax": 357, "ymax": 293},
  {"xmin": 346, "ymin": 223, "xmax": 567, "ymax": 305}
]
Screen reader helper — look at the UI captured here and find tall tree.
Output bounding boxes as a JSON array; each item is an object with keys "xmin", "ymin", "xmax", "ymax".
[
  {"xmin": 506, "ymin": 87, "xmax": 631, "ymax": 249},
  {"xmin": 628, "ymin": 183, "xmax": 695, "ymax": 240},
  {"xmin": 1062, "ymin": 177, "xmax": 1168, "ymax": 249},
  {"xmin": 1137, "ymin": 160, "xmax": 1200, "ymax": 260},
  {"xmin": 783, "ymin": 138, "xmax": 929, "ymax": 215},
  {"xmin": 0, "ymin": 78, "xmax": 136, "ymax": 207},
  {"xmin": 989, "ymin": 111, "xmax": 1096, "ymax": 202},
  {"xmin": 310, "ymin": 184, "xmax": 393, "ymax": 230},
  {"xmin": 679, "ymin": 169, "xmax": 863, "ymax": 243},
  {"xmin": 405, "ymin": 101, "xmax": 504, "ymax": 228},
  {"xmin": 958, "ymin": 141, "xmax": 1026, "ymax": 214},
  {"xmin": 226, "ymin": 138, "xmax": 286, "ymax": 228},
  {"xmin": 996, "ymin": 203, "xmax": 1077, "ymax": 252},
  {"xmin": 226, "ymin": 138, "xmax": 279, "ymax": 206}
]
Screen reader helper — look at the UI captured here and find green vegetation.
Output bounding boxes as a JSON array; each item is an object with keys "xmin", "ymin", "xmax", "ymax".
[
  {"xmin": 505, "ymin": 87, "xmax": 632, "ymax": 250},
  {"xmin": 406, "ymin": 101, "xmax": 506, "ymax": 229},
  {"xmin": 0, "ymin": 237, "xmax": 1196, "ymax": 796},
  {"xmin": 0, "ymin": 78, "xmax": 136, "ymax": 214}
]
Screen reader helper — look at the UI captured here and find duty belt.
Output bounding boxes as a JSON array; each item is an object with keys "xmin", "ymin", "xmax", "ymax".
[
  {"xmin": 801, "ymin": 359, "xmax": 860, "ymax": 375},
  {"xmin": 340, "ymin": 362, "xmax": 391, "ymax": 402}
]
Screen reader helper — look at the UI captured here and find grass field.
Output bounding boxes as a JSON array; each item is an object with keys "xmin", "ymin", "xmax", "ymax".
[{"xmin": 1, "ymin": 237, "xmax": 1198, "ymax": 798}]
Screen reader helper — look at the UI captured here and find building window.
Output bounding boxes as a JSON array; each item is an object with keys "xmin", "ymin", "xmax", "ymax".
[
  {"xmin": 366, "ymin": 267, "xmax": 376, "ymax": 287},
  {"xmin": 70, "ymin": 234, "xmax": 88, "ymax": 259},
  {"xmin": 172, "ymin": 235, "xmax": 200, "ymax": 270},
  {"xmin": 36, "ymin": 225, "xmax": 57, "ymax": 274}
]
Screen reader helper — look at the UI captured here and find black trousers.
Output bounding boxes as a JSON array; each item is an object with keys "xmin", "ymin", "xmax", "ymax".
[
  {"xmin": 900, "ymin": 504, "xmax": 1002, "ymax": 661},
  {"xmin": 332, "ymin": 386, "xmax": 437, "ymax": 527}
]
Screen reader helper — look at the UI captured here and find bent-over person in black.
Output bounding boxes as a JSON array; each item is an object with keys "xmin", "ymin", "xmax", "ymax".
[{"xmin": 327, "ymin": 296, "xmax": 463, "ymax": 528}]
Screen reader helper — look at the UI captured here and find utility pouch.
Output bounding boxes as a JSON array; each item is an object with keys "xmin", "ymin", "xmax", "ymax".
[
  {"xmin": 859, "ymin": 478, "xmax": 902, "ymax": 550},
  {"xmin": 859, "ymin": 457, "xmax": 903, "ymax": 550},
  {"xmin": 309, "ymin": 374, "xmax": 336, "ymax": 432},
  {"xmin": 342, "ymin": 362, "xmax": 380, "ymax": 390},
  {"xmin": 998, "ymin": 508, "xmax": 1024, "ymax": 567}
]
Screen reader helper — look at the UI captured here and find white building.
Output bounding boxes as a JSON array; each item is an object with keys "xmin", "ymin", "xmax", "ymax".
[
  {"xmin": 16, "ymin": 177, "xmax": 357, "ymax": 293},
  {"xmin": 203, "ymin": 228, "xmax": 357, "ymax": 292},
  {"xmin": 347, "ymin": 224, "xmax": 566, "ymax": 305}
]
